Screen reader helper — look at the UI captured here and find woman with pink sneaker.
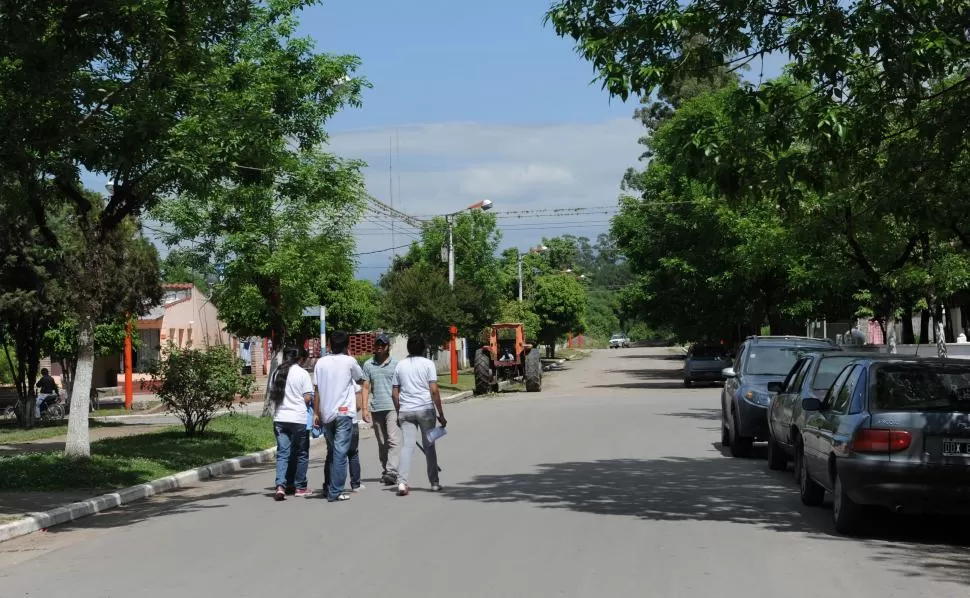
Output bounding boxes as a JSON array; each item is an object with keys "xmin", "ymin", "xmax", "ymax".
[{"xmin": 270, "ymin": 346, "xmax": 315, "ymax": 500}]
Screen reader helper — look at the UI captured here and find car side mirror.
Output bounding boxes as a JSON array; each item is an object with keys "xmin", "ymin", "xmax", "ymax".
[
  {"xmin": 767, "ymin": 381, "xmax": 784, "ymax": 393},
  {"xmin": 721, "ymin": 367, "xmax": 737, "ymax": 378},
  {"xmin": 802, "ymin": 397, "xmax": 822, "ymax": 411}
]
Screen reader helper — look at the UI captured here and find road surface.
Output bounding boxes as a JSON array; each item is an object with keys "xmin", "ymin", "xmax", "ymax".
[{"xmin": 1, "ymin": 347, "xmax": 968, "ymax": 597}]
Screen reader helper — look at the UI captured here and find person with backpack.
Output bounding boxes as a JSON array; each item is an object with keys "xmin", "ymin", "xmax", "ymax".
[{"xmin": 270, "ymin": 346, "xmax": 315, "ymax": 501}]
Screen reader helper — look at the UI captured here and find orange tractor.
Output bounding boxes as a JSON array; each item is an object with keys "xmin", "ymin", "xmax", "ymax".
[{"xmin": 473, "ymin": 323, "xmax": 542, "ymax": 395}]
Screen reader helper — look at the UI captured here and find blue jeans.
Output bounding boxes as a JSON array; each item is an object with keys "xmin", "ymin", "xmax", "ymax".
[
  {"xmin": 323, "ymin": 416, "xmax": 354, "ymax": 500},
  {"xmin": 293, "ymin": 430, "xmax": 310, "ymax": 490},
  {"xmin": 274, "ymin": 421, "xmax": 306, "ymax": 489},
  {"xmin": 324, "ymin": 423, "xmax": 361, "ymax": 490}
]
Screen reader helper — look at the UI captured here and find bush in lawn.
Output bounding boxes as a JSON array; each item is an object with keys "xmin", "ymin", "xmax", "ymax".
[{"xmin": 150, "ymin": 344, "xmax": 254, "ymax": 436}]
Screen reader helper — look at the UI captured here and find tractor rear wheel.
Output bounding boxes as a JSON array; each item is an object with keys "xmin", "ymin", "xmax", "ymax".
[
  {"xmin": 524, "ymin": 349, "xmax": 542, "ymax": 392},
  {"xmin": 474, "ymin": 349, "xmax": 493, "ymax": 395}
]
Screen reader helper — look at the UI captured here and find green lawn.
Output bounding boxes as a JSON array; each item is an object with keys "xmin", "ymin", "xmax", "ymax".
[
  {"xmin": 0, "ymin": 420, "xmax": 124, "ymax": 444},
  {"xmin": 438, "ymin": 372, "xmax": 475, "ymax": 393},
  {"xmin": 0, "ymin": 414, "xmax": 276, "ymax": 492}
]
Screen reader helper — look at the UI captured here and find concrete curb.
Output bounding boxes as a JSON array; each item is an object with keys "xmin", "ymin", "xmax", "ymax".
[{"xmin": 0, "ymin": 384, "xmax": 515, "ymax": 544}]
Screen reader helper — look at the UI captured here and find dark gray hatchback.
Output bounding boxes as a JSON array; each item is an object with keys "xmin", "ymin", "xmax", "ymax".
[{"xmin": 797, "ymin": 357, "xmax": 970, "ymax": 534}]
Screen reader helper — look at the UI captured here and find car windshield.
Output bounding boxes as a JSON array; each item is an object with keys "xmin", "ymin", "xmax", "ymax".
[
  {"xmin": 743, "ymin": 346, "xmax": 825, "ymax": 376},
  {"xmin": 812, "ymin": 356, "xmax": 861, "ymax": 391},
  {"xmin": 690, "ymin": 346, "xmax": 726, "ymax": 360},
  {"xmin": 874, "ymin": 365, "xmax": 970, "ymax": 411},
  {"xmin": 611, "ymin": 335, "xmax": 625, "ymax": 340}
]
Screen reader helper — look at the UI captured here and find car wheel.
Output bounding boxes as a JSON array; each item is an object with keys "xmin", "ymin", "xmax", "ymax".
[
  {"xmin": 767, "ymin": 435, "xmax": 788, "ymax": 471},
  {"xmin": 728, "ymin": 411, "xmax": 753, "ymax": 458},
  {"xmin": 720, "ymin": 405, "xmax": 731, "ymax": 447},
  {"xmin": 797, "ymin": 440, "xmax": 825, "ymax": 506},
  {"xmin": 832, "ymin": 472, "xmax": 865, "ymax": 535}
]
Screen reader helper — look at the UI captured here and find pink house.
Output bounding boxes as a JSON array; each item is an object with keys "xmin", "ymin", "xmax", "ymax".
[{"xmin": 135, "ymin": 283, "xmax": 233, "ymax": 371}]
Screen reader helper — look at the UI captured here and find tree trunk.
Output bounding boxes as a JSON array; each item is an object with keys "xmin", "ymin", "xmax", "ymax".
[
  {"xmin": 260, "ymin": 346, "xmax": 283, "ymax": 417},
  {"xmin": 919, "ymin": 309, "xmax": 929, "ymax": 344},
  {"xmin": 65, "ymin": 317, "xmax": 95, "ymax": 459},
  {"xmin": 885, "ymin": 315, "xmax": 898, "ymax": 354},
  {"xmin": 901, "ymin": 307, "xmax": 915, "ymax": 345},
  {"xmin": 934, "ymin": 303, "xmax": 948, "ymax": 358}
]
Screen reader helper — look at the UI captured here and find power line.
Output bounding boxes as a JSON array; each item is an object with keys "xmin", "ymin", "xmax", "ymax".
[{"xmin": 353, "ymin": 243, "xmax": 413, "ymax": 257}]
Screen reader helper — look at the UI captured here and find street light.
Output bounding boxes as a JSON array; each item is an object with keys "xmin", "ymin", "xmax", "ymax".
[
  {"xmin": 518, "ymin": 245, "xmax": 548, "ymax": 301},
  {"xmin": 442, "ymin": 199, "xmax": 493, "ymax": 385},
  {"xmin": 445, "ymin": 199, "xmax": 493, "ymax": 288}
]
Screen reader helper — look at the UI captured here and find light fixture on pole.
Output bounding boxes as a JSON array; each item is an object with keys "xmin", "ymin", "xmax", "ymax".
[
  {"xmin": 518, "ymin": 245, "xmax": 548, "ymax": 301},
  {"xmin": 443, "ymin": 199, "xmax": 494, "ymax": 384},
  {"xmin": 445, "ymin": 199, "xmax": 493, "ymax": 288}
]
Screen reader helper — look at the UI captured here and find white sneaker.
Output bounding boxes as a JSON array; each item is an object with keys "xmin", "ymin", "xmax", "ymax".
[
  {"xmin": 351, "ymin": 484, "xmax": 365, "ymax": 492},
  {"xmin": 430, "ymin": 483, "xmax": 442, "ymax": 492},
  {"xmin": 397, "ymin": 483, "xmax": 409, "ymax": 496}
]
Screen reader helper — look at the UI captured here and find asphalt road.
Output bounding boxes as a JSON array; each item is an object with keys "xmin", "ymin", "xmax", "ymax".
[{"xmin": 2, "ymin": 347, "xmax": 969, "ymax": 597}]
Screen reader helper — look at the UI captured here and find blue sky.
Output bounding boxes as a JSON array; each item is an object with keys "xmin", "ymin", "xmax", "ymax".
[{"xmin": 102, "ymin": 1, "xmax": 788, "ymax": 280}]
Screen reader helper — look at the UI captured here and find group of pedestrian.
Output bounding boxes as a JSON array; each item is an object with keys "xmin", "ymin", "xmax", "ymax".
[{"xmin": 270, "ymin": 330, "xmax": 446, "ymax": 502}]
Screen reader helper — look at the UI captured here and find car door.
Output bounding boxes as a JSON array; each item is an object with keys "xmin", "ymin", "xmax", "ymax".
[
  {"xmin": 772, "ymin": 358, "xmax": 811, "ymax": 446},
  {"xmin": 806, "ymin": 365, "xmax": 862, "ymax": 487},
  {"xmin": 803, "ymin": 364, "xmax": 852, "ymax": 475},
  {"xmin": 723, "ymin": 344, "xmax": 746, "ymax": 423}
]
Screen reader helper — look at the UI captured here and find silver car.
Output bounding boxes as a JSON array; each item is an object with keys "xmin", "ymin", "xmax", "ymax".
[
  {"xmin": 609, "ymin": 334, "xmax": 630, "ymax": 349},
  {"xmin": 797, "ymin": 357, "xmax": 970, "ymax": 534}
]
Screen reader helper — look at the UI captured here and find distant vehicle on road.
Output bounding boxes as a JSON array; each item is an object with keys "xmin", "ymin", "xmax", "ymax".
[
  {"xmin": 609, "ymin": 333, "xmax": 630, "ymax": 349},
  {"xmin": 720, "ymin": 335, "xmax": 840, "ymax": 458},
  {"xmin": 766, "ymin": 352, "xmax": 880, "ymax": 470},
  {"xmin": 797, "ymin": 357, "xmax": 970, "ymax": 535},
  {"xmin": 683, "ymin": 344, "xmax": 730, "ymax": 387}
]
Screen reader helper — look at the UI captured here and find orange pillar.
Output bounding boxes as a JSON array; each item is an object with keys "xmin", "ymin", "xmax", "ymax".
[
  {"xmin": 449, "ymin": 326, "xmax": 459, "ymax": 385},
  {"xmin": 568, "ymin": 332, "xmax": 573, "ymax": 348},
  {"xmin": 124, "ymin": 316, "xmax": 133, "ymax": 410}
]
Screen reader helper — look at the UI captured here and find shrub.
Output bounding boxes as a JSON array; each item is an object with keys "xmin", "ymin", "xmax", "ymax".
[{"xmin": 149, "ymin": 344, "xmax": 254, "ymax": 436}]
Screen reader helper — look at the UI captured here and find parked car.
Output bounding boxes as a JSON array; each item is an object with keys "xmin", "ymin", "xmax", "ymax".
[
  {"xmin": 766, "ymin": 352, "xmax": 880, "ymax": 470},
  {"xmin": 720, "ymin": 335, "xmax": 840, "ymax": 458},
  {"xmin": 797, "ymin": 357, "xmax": 970, "ymax": 534},
  {"xmin": 609, "ymin": 333, "xmax": 630, "ymax": 349},
  {"xmin": 683, "ymin": 344, "xmax": 730, "ymax": 387}
]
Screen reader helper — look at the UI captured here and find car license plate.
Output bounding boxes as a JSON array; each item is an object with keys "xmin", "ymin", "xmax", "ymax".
[{"xmin": 942, "ymin": 438, "xmax": 970, "ymax": 457}]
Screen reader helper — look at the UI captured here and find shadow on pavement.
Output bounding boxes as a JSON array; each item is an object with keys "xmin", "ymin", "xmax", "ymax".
[
  {"xmin": 445, "ymin": 455, "xmax": 970, "ymax": 585},
  {"xmin": 42, "ymin": 464, "xmax": 272, "ymax": 533},
  {"xmin": 613, "ymin": 354, "xmax": 685, "ymax": 361},
  {"xmin": 590, "ymin": 366, "xmax": 687, "ymax": 390},
  {"xmin": 662, "ymin": 408, "xmax": 722, "ymax": 421}
]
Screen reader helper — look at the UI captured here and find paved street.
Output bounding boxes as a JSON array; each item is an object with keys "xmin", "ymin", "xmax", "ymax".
[{"xmin": 1, "ymin": 347, "xmax": 969, "ymax": 597}]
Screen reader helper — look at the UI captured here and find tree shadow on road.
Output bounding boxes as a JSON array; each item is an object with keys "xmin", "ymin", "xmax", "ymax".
[
  {"xmin": 444, "ymin": 454, "xmax": 970, "ymax": 585},
  {"xmin": 590, "ymin": 367, "xmax": 688, "ymax": 390}
]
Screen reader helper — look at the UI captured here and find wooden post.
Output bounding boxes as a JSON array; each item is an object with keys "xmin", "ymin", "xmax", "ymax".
[
  {"xmin": 124, "ymin": 316, "xmax": 133, "ymax": 410},
  {"xmin": 450, "ymin": 325, "xmax": 459, "ymax": 385}
]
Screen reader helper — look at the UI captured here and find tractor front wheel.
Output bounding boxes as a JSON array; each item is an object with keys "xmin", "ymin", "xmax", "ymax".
[
  {"xmin": 524, "ymin": 349, "xmax": 542, "ymax": 392},
  {"xmin": 474, "ymin": 349, "xmax": 493, "ymax": 395}
]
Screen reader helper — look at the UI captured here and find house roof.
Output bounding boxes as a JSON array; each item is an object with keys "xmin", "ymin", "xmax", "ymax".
[{"xmin": 139, "ymin": 306, "xmax": 165, "ymax": 321}]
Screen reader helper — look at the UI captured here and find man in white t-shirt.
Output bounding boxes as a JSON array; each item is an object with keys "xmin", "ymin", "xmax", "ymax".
[
  {"xmin": 392, "ymin": 336, "xmax": 446, "ymax": 496},
  {"xmin": 313, "ymin": 330, "xmax": 365, "ymax": 503}
]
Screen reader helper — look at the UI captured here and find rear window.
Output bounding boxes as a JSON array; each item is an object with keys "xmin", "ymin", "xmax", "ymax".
[
  {"xmin": 813, "ymin": 356, "xmax": 861, "ymax": 391},
  {"xmin": 743, "ymin": 345, "xmax": 834, "ymax": 376},
  {"xmin": 690, "ymin": 346, "xmax": 726, "ymax": 359},
  {"xmin": 874, "ymin": 365, "xmax": 970, "ymax": 411}
]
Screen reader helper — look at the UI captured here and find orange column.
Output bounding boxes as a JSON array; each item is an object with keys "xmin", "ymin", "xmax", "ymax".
[
  {"xmin": 450, "ymin": 326, "xmax": 459, "ymax": 385},
  {"xmin": 124, "ymin": 316, "xmax": 133, "ymax": 410},
  {"xmin": 568, "ymin": 332, "xmax": 573, "ymax": 348}
]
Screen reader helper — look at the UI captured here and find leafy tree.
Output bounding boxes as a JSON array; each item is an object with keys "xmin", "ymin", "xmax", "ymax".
[
  {"xmin": 160, "ymin": 251, "xmax": 211, "ymax": 296},
  {"xmin": 380, "ymin": 262, "xmax": 476, "ymax": 350},
  {"xmin": 42, "ymin": 317, "xmax": 139, "ymax": 399},
  {"xmin": 497, "ymin": 299, "xmax": 541, "ymax": 343},
  {"xmin": 534, "ymin": 274, "xmax": 587, "ymax": 357},
  {"xmin": 403, "ymin": 211, "xmax": 505, "ymax": 337},
  {"xmin": 150, "ymin": 344, "xmax": 255, "ymax": 436},
  {"xmin": 0, "ymin": 1, "xmax": 365, "ymax": 457}
]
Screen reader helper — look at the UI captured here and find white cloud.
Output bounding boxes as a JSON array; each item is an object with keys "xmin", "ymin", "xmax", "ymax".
[{"xmin": 326, "ymin": 118, "xmax": 646, "ymax": 279}]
